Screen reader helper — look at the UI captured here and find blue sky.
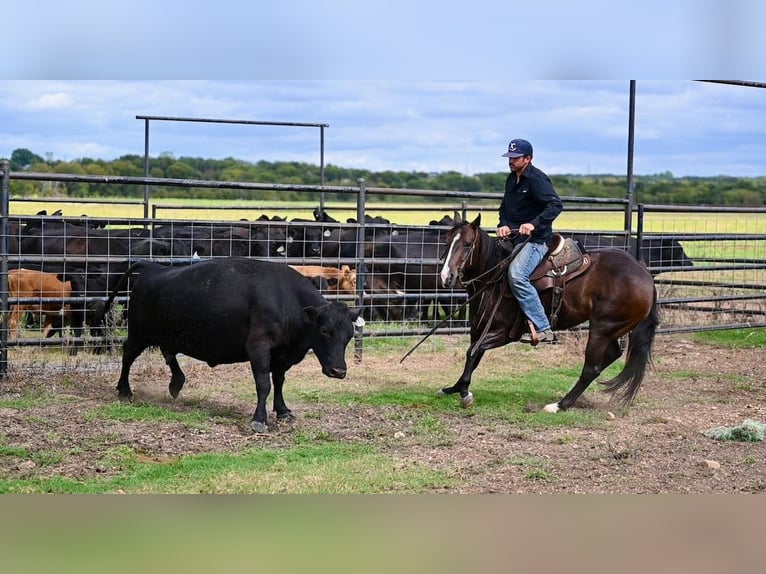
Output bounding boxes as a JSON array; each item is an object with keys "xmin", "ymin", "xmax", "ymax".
[
  {"xmin": 2, "ymin": 1, "xmax": 765, "ymax": 178},
  {"xmin": 1, "ymin": 80, "xmax": 764, "ymax": 178}
]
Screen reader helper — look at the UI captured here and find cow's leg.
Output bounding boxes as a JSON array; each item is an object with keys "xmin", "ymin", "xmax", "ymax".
[
  {"xmin": 65, "ymin": 305, "xmax": 85, "ymax": 356},
  {"xmin": 116, "ymin": 338, "xmax": 148, "ymax": 400},
  {"xmin": 271, "ymin": 368, "xmax": 294, "ymax": 422},
  {"xmin": 8, "ymin": 307, "xmax": 22, "ymax": 338},
  {"xmin": 247, "ymin": 346, "xmax": 272, "ymax": 433},
  {"xmin": 437, "ymin": 348, "xmax": 485, "ymax": 408},
  {"xmin": 162, "ymin": 351, "xmax": 186, "ymax": 398}
]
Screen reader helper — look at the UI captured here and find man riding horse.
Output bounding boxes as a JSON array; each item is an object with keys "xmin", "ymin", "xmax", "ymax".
[{"xmin": 496, "ymin": 138, "xmax": 563, "ymax": 344}]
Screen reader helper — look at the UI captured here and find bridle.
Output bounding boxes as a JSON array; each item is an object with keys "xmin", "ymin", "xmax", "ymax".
[
  {"xmin": 448, "ymin": 225, "xmax": 520, "ymax": 288},
  {"xmin": 451, "ymin": 228, "xmax": 477, "ymax": 285},
  {"xmin": 402, "ymin": 227, "xmax": 525, "ymax": 363}
]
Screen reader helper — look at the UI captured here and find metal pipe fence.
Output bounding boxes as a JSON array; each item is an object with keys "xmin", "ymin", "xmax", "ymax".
[{"xmin": 2, "ymin": 166, "xmax": 764, "ymax": 377}]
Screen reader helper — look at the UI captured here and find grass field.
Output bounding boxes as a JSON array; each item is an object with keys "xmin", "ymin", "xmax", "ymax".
[
  {"xmin": 10, "ymin": 197, "xmax": 766, "ymax": 233},
  {"xmin": 0, "ymin": 328, "xmax": 764, "ymax": 496}
]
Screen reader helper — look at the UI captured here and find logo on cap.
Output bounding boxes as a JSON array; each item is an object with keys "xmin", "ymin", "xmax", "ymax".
[{"xmin": 502, "ymin": 138, "xmax": 533, "ymax": 158}]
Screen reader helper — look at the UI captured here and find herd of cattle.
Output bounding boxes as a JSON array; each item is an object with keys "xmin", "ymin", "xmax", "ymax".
[{"xmin": 1, "ymin": 207, "xmax": 694, "ymax": 352}]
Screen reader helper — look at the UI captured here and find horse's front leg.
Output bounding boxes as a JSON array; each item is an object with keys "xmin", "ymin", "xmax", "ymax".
[{"xmin": 437, "ymin": 348, "xmax": 485, "ymax": 408}]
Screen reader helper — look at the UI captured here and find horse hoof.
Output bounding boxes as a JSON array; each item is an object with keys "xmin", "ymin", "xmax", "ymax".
[
  {"xmin": 460, "ymin": 392, "xmax": 474, "ymax": 408},
  {"xmin": 542, "ymin": 402, "xmax": 560, "ymax": 413},
  {"xmin": 251, "ymin": 420, "xmax": 268, "ymax": 433},
  {"xmin": 276, "ymin": 411, "xmax": 295, "ymax": 422},
  {"xmin": 435, "ymin": 389, "xmax": 447, "ymax": 397}
]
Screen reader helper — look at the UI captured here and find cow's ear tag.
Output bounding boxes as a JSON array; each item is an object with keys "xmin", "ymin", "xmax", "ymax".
[{"xmin": 354, "ymin": 316, "xmax": 366, "ymax": 328}]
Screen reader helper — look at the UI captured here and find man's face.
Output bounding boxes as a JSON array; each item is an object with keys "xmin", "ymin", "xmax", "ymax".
[{"xmin": 508, "ymin": 155, "xmax": 531, "ymax": 173}]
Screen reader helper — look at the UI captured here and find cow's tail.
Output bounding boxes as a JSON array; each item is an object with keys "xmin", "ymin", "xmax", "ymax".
[
  {"xmin": 600, "ymin": 287, "xmax": 660, "ymax": 407},
  {"xmin": 93, "ymin": 261, "xmax": 146, "ymax": 330}
]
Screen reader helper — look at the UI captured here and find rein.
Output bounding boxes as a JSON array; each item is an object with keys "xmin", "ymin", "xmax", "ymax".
[{"xmin": 400, "ymin": 230, "xmax": 525, "ymax": 363}]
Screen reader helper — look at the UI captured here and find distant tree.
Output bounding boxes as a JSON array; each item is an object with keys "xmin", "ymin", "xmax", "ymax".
[
  {"xmin": 6, "ymin": 149, "xmax": 765, "ymax": 206},
  {"xmin": 10, "ymin": 148, "xmax": 44, "ymax": 170}
]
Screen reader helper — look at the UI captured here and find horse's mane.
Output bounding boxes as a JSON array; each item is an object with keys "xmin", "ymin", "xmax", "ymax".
[{"xmin": 469, "ymin": 222, "xmax": 509, "ymax": 274}]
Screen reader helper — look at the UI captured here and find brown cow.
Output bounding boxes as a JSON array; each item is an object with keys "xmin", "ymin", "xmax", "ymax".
[
  {"xmin": 6, "ymin": 269, "xmax": 74, "ymax": 337},
  {"xmin": 289, "ymin": 265, "xmax": 357, "ymax": 295}
]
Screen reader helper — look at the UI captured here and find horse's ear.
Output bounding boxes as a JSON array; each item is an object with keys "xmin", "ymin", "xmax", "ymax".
[
  {"xmin": 453, "ymin": 211, "xmax": 462, "ymax": 225},
  {"xmin": 470, "ymin": 214, "xmax": 482, "ymax": 228}
]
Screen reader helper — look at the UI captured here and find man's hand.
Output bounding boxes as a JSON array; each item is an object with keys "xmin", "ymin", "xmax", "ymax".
[
  {"xmin": 497, "ymin": 225, "xmax": 512, "ymax": 239},
  {"xmin": 519, "ymin": 223, "xmax": 535, "ymax": 235}
]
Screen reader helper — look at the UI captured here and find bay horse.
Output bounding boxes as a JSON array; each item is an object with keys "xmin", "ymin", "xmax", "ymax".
[{"xmin": 437, "ymin": 214, "xmax": 659, "ymax": 413}]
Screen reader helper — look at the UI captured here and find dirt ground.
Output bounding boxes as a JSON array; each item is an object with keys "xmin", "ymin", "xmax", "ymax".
[{"xmin": 1, "ymin": 333, "xmax": 765, "ymax": 493}]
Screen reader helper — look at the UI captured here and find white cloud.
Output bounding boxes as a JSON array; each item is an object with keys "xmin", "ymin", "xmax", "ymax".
[
  {"xmin": 27, "ymin": 92, "xmax": 74, "ymax": 110},
  {"xmin": 1, "ymin": 80, "xmax": 766, "ymax": 177}
]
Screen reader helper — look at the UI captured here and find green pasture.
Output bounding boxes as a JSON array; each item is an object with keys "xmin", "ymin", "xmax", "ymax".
[
  {"xmin": 10, "ymin": 197, "xmax": 766, "ymax": 234},
  {"xmin": 0, "ymin": 325, "xmax": 762, "ymax": 493}
]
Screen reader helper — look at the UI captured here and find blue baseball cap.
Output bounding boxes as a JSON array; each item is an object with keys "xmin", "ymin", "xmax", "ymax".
[{"xmin": 502, "ymin": 138, "xmax": 533, "ymax": 158}]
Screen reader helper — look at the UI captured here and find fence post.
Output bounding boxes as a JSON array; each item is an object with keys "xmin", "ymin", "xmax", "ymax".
[
  {"xmin": 1, "ymin": 160, "xmax": 10, "ymax": 378},
  {"xmin": 354, "ymin": 178, "xmax": 367, "ymax": 362},
  {"xmin": 624, "ymin": 80, "xmax": 636, "ymax": 234},
  {"xmin": 635, "ymin": 203, "xmax": 645, "ymax": 262}
]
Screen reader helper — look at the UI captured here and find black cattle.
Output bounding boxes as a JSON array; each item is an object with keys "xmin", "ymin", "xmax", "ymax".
[
  {"xmin": 19, "ymin": 218, "xmax": 132, "ymax": 257},
  {"xmin": 429, "ymin": 214, "xmax": 456, "ymax": 227},
  {"xmin": 565, "ymin": 233, "xmax": 693, "ymax": 274},
  {"xmin": 152, "ymin": 221, "xmax": 288, "ymax": 258},
  {"xmin": 279, "ymin": 218, "xmax": 324, "ymax": 259},
  {"xmin": 319, "ymin": 220, "xmax": 398, "ymax": 260},
  {"xmin": 365, "ymin": 228, "xmax": 462, "ymax": 322},
  {"xmin": 102, "ymin": 257, "xmax": 362, "ymax": 432}
]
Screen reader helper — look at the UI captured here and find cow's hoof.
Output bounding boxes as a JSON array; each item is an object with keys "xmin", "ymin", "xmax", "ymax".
[
  {"xmin": 460, "ymin": 391, "xmax": 474, "ymax": 408},
  {"xmin": 251, "ymin": 420, "xmax": 268, "ymax": 433}
]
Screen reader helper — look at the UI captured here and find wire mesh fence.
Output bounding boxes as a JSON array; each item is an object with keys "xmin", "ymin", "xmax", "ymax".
[{"xmin": 2, "ymin": 173, "xmax": 765, "ymax": 378}]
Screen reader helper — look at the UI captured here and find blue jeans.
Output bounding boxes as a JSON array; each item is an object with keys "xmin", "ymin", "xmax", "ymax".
[{"xmin": 508, "ymin": 241, "xmax": 551, "ymax": 332}]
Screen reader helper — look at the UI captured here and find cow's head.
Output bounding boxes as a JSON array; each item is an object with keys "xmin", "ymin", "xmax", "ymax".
[
  {"xmin": 327, "ymin": 265, "xmax": 357, "ymax": 295},
  {"xmin": 296, "ymin": 225, "xmax": 324, "ymax": 258},
  {"xmin": 641, "ymin": 237, "xmax": 694, "ymax": 273},
  {"xmin": 303, "ymin": 302, "xmax": 363, "ymax": 379}
]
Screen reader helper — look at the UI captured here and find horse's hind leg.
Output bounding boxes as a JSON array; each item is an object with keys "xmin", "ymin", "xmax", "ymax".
[
  {"xmin": 544, "ymin": 337, "xmax": 622, "ymax": 413},
  {"xmin": 437, "ymin": 348, "xmax": 485, "ymax": 408}
]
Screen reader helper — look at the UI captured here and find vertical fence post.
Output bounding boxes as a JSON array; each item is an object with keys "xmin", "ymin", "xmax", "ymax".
[
  {"xmin": 142, "ymin": 118, "xmax": 151, "ymax": 223},
  {"xmin": 624, "ymin": 80, "xmax": 636, "ymax": 235},
  {"xmin": 354, "ymin": 178, "xmax": 366, "ymax": 362},
  {"xmin": 1, "ymin": 160, "xmax": 10, "ymax": 378},
  {"xmin": 635, "ymin": 204, "xmax": 645, "ymax": 263},
  {"xmin": 319, "ymin": 125, "xmax": 326, "ymax": 213}
]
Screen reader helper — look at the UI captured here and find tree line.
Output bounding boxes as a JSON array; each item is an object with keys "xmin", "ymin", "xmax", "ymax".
[{"xmin": 5, "ymin": 148, "xmax": 766, "ymax": 206}]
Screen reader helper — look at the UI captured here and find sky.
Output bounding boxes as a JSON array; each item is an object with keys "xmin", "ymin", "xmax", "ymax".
[
  {"xmin": 2, "ymin": 1, "xmax": 765, "ymax": 178},
  {"xmin": 1, "ymin": 80, "xmax": 765, "ymax": 178}
]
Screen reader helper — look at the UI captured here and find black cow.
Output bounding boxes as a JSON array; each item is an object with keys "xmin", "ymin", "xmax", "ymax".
[
  {"xmin": 365, "ymin": 228, "xmax": 461, "ymax": 322},
  {"xmin": 102, "ymin": 257, "xmax": 362, "ymax": 432},
  {"xmin": 565, "ymin": 233, "xmax": 693, "ymax": 274}
]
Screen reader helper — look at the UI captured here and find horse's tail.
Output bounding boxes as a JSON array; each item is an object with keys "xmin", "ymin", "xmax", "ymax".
[{"xmin": 601, "ymin": 287, "xmax": 660, "ymax": 407}]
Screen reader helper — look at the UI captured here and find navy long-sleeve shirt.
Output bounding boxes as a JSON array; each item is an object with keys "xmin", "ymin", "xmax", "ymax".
[{"xmin": 498, "ymin": 164, "xmax": 563, "ymax": 246}]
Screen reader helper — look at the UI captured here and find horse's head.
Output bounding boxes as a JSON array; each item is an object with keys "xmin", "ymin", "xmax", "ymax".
[{"xmin": 440, "ymin": 213, "xmax": 483, "ymax": 288}]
